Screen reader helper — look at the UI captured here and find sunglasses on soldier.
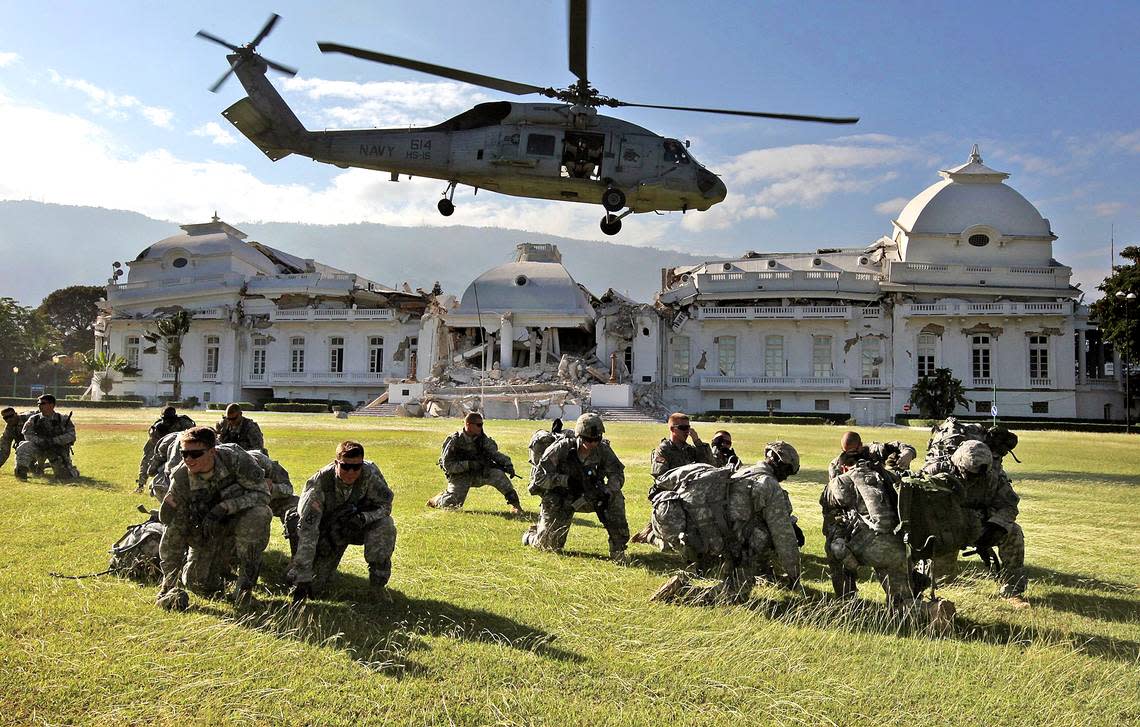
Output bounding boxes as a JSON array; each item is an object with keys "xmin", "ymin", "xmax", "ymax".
[
  {"xmin": 336, "ymin": 460, "xmax": 363, "ymax": 471},
  {"xmin": 671, "ymin": 423, "xmax": 690, "ymax": 431},
  {"xmin": 180, "ymin": 448, "xmax": 209, "ymax": 459}
]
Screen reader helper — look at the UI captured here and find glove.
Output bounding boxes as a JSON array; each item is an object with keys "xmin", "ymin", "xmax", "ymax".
[
  {"xmin": 975, "ymin": 522, "xmax": 1007, "ymax": 549},
  {"xmin": 792, "ymin": 522, "xmax": 806, "ymax": 548},
  {"xmin": 291, "ymin": 582, "xmax": 313, "ymax": 603}
]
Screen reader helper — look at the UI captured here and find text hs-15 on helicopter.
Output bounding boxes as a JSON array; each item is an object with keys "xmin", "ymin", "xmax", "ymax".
[{"xmin": 198, "ymin": 4, "xmax": 857, "ymax": 236}]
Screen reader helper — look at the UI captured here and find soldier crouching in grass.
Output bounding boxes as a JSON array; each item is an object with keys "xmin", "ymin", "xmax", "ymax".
[
  {"xmin": 428, "ymin": 411, "xmax": 524, "ymax": 515},
  {"xmin": 287, "ymin": 441, "xmax": 396, "ymax": 603},
  {"xmin": 155, "ymin": 427, "xmax": 272, "ymax": 611}
]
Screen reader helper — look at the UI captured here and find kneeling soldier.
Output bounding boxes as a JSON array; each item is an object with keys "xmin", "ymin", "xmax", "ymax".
[
  {"xmin": 155, "ymin": 427, "xmax": 272, "ymax": 610},
  {"xmin": 289, "ymin": 441, "xmax": 396, "ymax": 602},
  {"xmin": 15, "ymin": 395, "xmax": 77, "ymax": 481},
  {"xmin": 428, "ymin": 411, "xmax": 524, "ymax": 514},
  {"xmin": 523, "ymin": 413, "xmax": 629, "ymax": 560}
]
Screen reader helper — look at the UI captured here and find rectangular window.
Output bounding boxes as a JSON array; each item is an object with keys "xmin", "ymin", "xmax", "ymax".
[
  {"xmin": 671, "ymin": 336, "xmax": 690, "ymax": 377},
  {"xmin": 764, "ymin": 335, "xmax": 784, "ymax": 377},
  {"xmin": 526, "ymin": 133, "xmax": 556, "ymax": 156},
  {"xmin": 719, "ymin": 398, "xmax": 734, "ymax": 410},
  {"xmin": 917, "ymin": 334, "xmax": 937, "ymax": 378},
  {"xmin": 971, "ymin": 335, "xmax": 991, "ymax": 381},
  {"xmin": 975, "ymin": 400, "xmax": 991, "ymax": 414},
  {"xmin": 329, "ymin": 336, "xmax": 344, "ymax": 373},
  {"xmin": 766, "ymin": 399, "xmax": 781, "ymax": 411},
  {"xmin": 290, "ymin": 336, "xmax": 305, "ymax": 374},
  {"xmin": 815, "ymin": 399, "xmax": 830, "ymax": 411},
  {"xmin": 368, "ymin": 336, "xmax": 385, "ymax": 373},
  {"xmin": 204, "ymin": 335, "xmax": 220, "ymax": 376},
  {"xmin": 124, "ymin": 335, "xmax": 140, "ymax": 371},
  {"xmin": 717, "ymin": 336, "xmax": 737, "ymax": 376},
  {"xmin": 1029, "ymin": 335, "xmax": 1049, "ymax": 379},
  {"xmin": 251, "ymin": 336, "xmax": 268, "ymax": 377},
  {"xmin": 1031, "ymin": 401, "xmax": 1049, "ymax": 414},
  {"xmin": 812, "ymin": 335, "xmax": 833, "ymax": 377},
  {"xmin": 861, "ymin": 338, "xmax": 881, "ymax": 380}
]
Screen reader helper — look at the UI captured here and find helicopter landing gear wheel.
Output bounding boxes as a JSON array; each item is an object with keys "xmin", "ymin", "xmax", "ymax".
[
  {"xmin": 600, "ymin": 214, "xmax": 622, "ymax": 236},
  {"xmin": 438, "ymin": 180, "xmax": 458, "ymax": 216},
  {"xmin": 601, "ymin": 187, "xmax": 626, "ymax": 213}
]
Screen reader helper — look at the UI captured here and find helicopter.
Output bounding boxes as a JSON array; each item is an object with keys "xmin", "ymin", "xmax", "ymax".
[{"xmin": 198, "ymin": 5, "xmax": 857, "ymax": 236}]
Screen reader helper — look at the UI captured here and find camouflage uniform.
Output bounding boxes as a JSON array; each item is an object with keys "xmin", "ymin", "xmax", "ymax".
[
  {"xmin": 157, "ymin": 444, "xmax": 272, "ymax": 599},
  {"xmin": 137, "ymin": 413, "xmax": 195, "ymax": 489},
  {"xmin": 923, "ymin": 452, "xmax": 1026, "ymax": 596},
  {"xmin": 289, "ymin": 461, "xmax": 396, "ymax": 593},
  {"xmin": 827, "ymin": 441, "xmax": 917, "ymax": 479},
  {"xmin": 525, "ymin": 435, "xmax": 629, "ymax": 556},
  {"xmin": 432, "ymin": 430, "xmax": 522, "ymax": 509},
  {"xmin": 16, "ymin": 411, "xmax": 77, "ymax": 479},
  {"xmin": 216, "ymin": 416, "xmax": 266, "ymax": 454},
  {"xmin": 653, "ymin": 462, "xmax": 801, "ymax": 603},
  {"xmin": 711, "ymin": 444, "xmax": 741, "ymax": 470},
  {"xmin": 246, "ymin": 450, "xmax": 298, "ymax": 521},
  {"xmin": 147, "ymin": 431, "xmax": 183, "ymax": 502},
  {"xmin": 0, "ymin": 412, "xmax": 29, "ymax": 469},
  {"xmin": 821, "ymin": 460, "xmax": 915, "ymax": 607},
  {"xmin": 638, "ymin": 438, "xmax": 716, "ymax": 550}
]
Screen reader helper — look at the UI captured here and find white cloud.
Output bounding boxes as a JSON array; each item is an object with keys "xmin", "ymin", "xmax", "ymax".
[
  {"xmin": 1113, "ymin": 129, "xmax": 1140, "ymax": 154},
  {"xmin": 1092, "ymin": 201, "xmax": 1126, "ymax": 218},
  {"xmin": 192, "ymin": 121, "xmax": 237, "ymax": 146},
  {"xmin": 874, "ymin": 197, "xmax": 910, "ymax": 215},
  {"xmin": 0, "ymin": 51, "xmax": 19, "ymax": 68},
  {"xmin": 47, "ymin": 70, "xmax": 174, "ymax": 128},
  {"xmin": 281, "ymin": 76, "xmax": 491, "ymax": 128}
]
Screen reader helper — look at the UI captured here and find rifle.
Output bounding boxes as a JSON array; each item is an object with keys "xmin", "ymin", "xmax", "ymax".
[
  {"xmin": 477, "ymin": 439, "xmax": 518, "ymax": 479},
  {"xmin": 568, "ymin": 463, "xmax": 610, "ymax": 528},
  {"xmin": 962, "ymin": 545, "xmax": 1002, "ymax": 574},
  {"xmin": 318, "ymin": 497, "xmax": 365, "ymax": 551}
]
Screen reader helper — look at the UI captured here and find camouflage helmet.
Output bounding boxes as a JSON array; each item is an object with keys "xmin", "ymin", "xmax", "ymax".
[
  {"xmin": 764, "ymin": 440, "xmax": 800, "ymax": 475},
  {"xmin": 574, "ymin": 412, "xmax": 605, "ymax": 439},
  {"xmin": 985, "ymin": 425, "xmax": 1018, "ymax": 457},
  {"xmin": 951, "ymin": 440, "xmax": 993, "ymax": 474}
]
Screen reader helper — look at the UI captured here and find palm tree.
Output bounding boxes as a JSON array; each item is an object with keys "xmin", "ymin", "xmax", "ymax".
[
  {"xmin": 75, "ymin": 350, "xmax": 129, "ymax": 397},
  {"xmin": 142, "ymin": 310, "xmax": 192, "ymax": 401},
  {"xmin": 909, "ymin": 367, "xmax": 968, "ymax": 419}
]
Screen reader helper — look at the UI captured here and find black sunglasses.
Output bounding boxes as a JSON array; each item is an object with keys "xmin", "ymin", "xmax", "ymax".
[
  {"xmin": 672, "ymin": 424, "xmax": 691, "ymax": 431},
  {"xmin": 336, "ymin": 460, "xmax": 364, "ymax": 471},
  {"xmin": 180, "ymin": 448, "xmax": 209, "ymax": 459}
]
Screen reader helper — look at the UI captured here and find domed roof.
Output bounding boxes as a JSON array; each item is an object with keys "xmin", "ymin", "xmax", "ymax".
[
  {"xmin": 895, "ymin": 146, "xmax": 1052, "ymax": 238},
  {"xmin": 455, "ymin": 258, "xmax": 593, "ymax": 316},
  {"xmin": 135, "ymin": 218, "xmax": 256, "ymax": 260}
]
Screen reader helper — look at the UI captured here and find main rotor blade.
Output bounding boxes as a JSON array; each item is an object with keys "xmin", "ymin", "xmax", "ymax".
[
  {"xmin": 614, "ymin": 100, "xmax": 859, "ymax": 124},
  {"xmin": 318, "ymin": 42, "xmax": 547, "ymax": 96},
  {"xmin": 262, "ymin": 56, "xmax": 298, "ymax": 77},
  {"xmin": 249, "ymin": 13, "xmax": 280, "ymax": 49},
  {"xmin": 209, "ymin": 63, "xmax": 238, "ymax": 93},
  {"xmin": 568, "ymin": 0, "xmax": 588, "ymax": 83},
  {"xmin": 196, "ymin": 30, "xmax": 240, "ymax": 52}
]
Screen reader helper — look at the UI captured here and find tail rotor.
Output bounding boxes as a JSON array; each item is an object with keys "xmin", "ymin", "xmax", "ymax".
[{"xmin": 197, "ymin": 13, "xmax": 297, "ymax": 93}]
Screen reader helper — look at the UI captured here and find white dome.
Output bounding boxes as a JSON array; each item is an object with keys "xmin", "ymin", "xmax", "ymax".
[
  {"xmin": 455, "ymin": 260, "xmax": 594, "ymax": 316},
  {"xmin": 896, "ymin": 147, "xmax": 1052, "ymax": 238}
]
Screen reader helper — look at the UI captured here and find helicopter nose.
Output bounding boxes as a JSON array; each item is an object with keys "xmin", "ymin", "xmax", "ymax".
[{"xmin": 697, "ymin": 169, "xmax": 727, "ymax": 204}]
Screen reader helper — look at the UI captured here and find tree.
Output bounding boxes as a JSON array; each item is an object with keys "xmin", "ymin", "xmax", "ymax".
[
  {"xmin": 1092, "ymin": 245, "xmax": 1140, "ymax": 365},
  {"xmin": 909, "ymin": 367, "xmax": 968, "ymax": 419},
  {"xmin": 74, "ymin": 350, "xmax": 128, "ymax": 397},
  {"xmin": 37, "ymin": 285, "xmax": 105, "ymax": 356},
  {"xmin": 142, "ymin": 310, "xmax": 191, "ymax": 401}
]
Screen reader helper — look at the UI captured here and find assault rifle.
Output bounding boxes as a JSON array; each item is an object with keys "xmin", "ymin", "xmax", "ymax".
[
  {"xmin": 476, "ymin": 442, "xmax": 518, "ymax": 479},
  {"xmin": 962, "ymin": 544, "xmax": 1002, "ymax": 574},
  {"xmin": 568, "ymin": 463, "xmax": 610, "ymax": 528}
]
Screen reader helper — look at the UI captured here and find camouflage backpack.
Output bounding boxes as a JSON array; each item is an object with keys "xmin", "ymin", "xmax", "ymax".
[
  {"xmin": 109, "ymin": 507, "xmax": 165, "ymax": 581},
  {"xmin": 895, "ymin": 472, "xmax": 980, "ymax": 558},
  {"xmin": 924, "ymin": 417, "xmax": 989, "ymax": 466},
  {"xmin": 650, "ymin": 463, "xmax": 736, "ymax": 559}
]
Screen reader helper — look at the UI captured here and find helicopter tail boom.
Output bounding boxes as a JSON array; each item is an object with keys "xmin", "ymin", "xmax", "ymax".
[{"xmin": 223, "ymin": 53, "xmax": 311, "ymax": 161}]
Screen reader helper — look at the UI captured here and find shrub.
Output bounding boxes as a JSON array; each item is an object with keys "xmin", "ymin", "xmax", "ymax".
[
  {"xmin": 263, "ymin": 403, "xmax": 330, "ymax": 413},
  {"xmin": 207, "ymin": 402, "xmax": 257, "ymax": 411},
  {"xmin": 56, "ymin": 399, "xmax": 143, "ymax": 408}
]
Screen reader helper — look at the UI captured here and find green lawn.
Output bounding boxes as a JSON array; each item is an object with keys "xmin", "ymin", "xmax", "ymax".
[{"xmin": 1, "ymin": 410, "xmax": 1137, "ymax": 726}]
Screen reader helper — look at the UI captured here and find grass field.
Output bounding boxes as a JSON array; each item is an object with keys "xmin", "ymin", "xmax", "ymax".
[{"xmin": 1, "ymin": 410, "xmax": 1137, "ymax": 726}]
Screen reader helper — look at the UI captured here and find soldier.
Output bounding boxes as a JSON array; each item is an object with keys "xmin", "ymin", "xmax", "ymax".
[
  {"xmin": 923, "ymin": 441, "xmax": 1029, "ymax": 607},
  {"xmin": 631, "ymin": 412, "xmax": 716, "ymax": 546},
  {"xmin": 923, "ymin": 417, "xmax": 1019, "ymax": 476},
  {"xmin": 821, "ymin": 447, "xmax": 916, "ymax": 610},
  {"xmin": 710, "ymin": 429, "xmax": 741, "ymax": 470},
  {"xmin": 15, "ymin": 394, "xmax": 77, "ymax": 481},
  {"xmin": 522, "ymin": 413, "xmax": 629, "ymax": 560},
  {"xmin": 1, "ymin": 407, "xmax": 30, "ymax": 471},
  {"xmin": 155, "ymin": 427, "xmax": 272, "ymax": 611},
  {"xmin": 216, "ymin": 403, "xmax": 266, "ymax": 454},
  {"xmin": 651, "ymin": 442, "xmax": 804, "ymax": 605},
  {"xmin": 427, "ymin": 411, "xmax": 524, "ymax": 514},
  {"xmin": 288, "ymin": 441, "xmax": 397, "ymax": 602},
  {"xmin": 827, "ymin": 430, "xmax": 917, "ymax": 479},
  {"xmin": 146, "ymin": 431, "xmax": 183, "ymax": 502},
  {"xmin": 136, "ymin": 406, "xmax": 196, "ymax": 492}
]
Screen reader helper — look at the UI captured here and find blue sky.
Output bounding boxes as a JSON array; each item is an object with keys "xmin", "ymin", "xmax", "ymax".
[{"xmin": 1, "ymin": 1, "xmax": 1136, "ymax": 296}]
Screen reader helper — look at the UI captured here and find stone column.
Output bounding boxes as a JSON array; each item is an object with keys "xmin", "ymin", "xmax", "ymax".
[
  {"xmin": 499, "ymin": 314, "xmax": 514, "ymax": 371},
  {"xmin": 1076, "ymin": 328, "xmax": 1086, "ymax": 384}
]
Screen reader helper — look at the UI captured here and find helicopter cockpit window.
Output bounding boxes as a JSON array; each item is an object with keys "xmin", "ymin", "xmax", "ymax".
[
  {"xmin": 526, "ymin": 133, "xmax": 556, "ymax": 157},
  {"xmin": 663, "ymin": 139, "xmax": 690, "ymax": 164},
  {"xmin": 432, "ymin": 101, "xmax": 512, "ymax": 132}
]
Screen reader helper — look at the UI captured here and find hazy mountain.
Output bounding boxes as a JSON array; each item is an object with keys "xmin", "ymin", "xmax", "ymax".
[{"xmin": 0, "ymin": 201, "xmax": 714, "ymax": 305}]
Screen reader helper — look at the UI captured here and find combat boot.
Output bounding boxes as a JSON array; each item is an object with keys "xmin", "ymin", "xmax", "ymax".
[
  {"xmin": 650, "ymin": 574, "xmax": 689, "ymax": 603},
  {"xmin": 426, "ymin": 494, "xmax": 442, "ymax": 509},
  {"xmin": 14, "ymin": 465, "xmax": 28, "ymax": 480},
  {"xmin": 521, "ymin": 525, "xmax": 537, "ymax": 547},
  {"xmin": 156, "ymin": 588, "xmax": 190, "ymax": 612},
  {"xmin": 1004, "ymin": 595, "xmax": 1032, "ymax": 609},
  {"xmin": 630, "ymin": 523, "xmax": 653, "ymax": 545},
  {"xmin": 924, "ymin": 598, "xmax": 956, "ymax": 636},
  {"xmin": 232, "ymin": 586, "xmax": 256, "ymax": 609},
  {"xmin": 610, "ymin": 547, "xmax": 629, "ymax": 564}
]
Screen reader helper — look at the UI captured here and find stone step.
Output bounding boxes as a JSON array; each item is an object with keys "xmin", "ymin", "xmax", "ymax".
[
  {"xmin": 593, "ymin": 406, "xmax": 662, "ymax": 424},
  {"xmin": 353, "ymin": 403, "xmax": 400, "ymax": 417}
]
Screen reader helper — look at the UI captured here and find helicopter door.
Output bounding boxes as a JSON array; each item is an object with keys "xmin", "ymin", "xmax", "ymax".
[
  {"xmin": 561, "ymin": 131, "xmax": 605, "ymax": 180},
  {"xmin": 617, "ymin": 134, "xmax": 650, "ymax": 173},
  {"xmin": 523, "ymin": 131, "xmax": 559, "ymax": 172}
]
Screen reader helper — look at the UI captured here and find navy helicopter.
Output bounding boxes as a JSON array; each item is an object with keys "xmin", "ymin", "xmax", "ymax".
[{"xmin": 198, "ymin": 5, "xmax": 857, "ymax": 235}]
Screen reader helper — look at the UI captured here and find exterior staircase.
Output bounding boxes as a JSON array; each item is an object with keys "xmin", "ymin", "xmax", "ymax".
[
  {"xmin": 353, "ymin": 402, "xmax": 399, "ymax": 417},
  {"xmin": 592, "ymin": 406, "xmax": 662, "ymax": 424}
]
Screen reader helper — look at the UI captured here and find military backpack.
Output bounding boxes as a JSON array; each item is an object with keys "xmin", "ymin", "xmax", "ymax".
[
  {"xmin": 895, "ymin": 472, "xmax": 979, "ymax": 558},
  {"xmin": 108, "ymin": 508, "xmax": 165, "ymax": 581}
]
